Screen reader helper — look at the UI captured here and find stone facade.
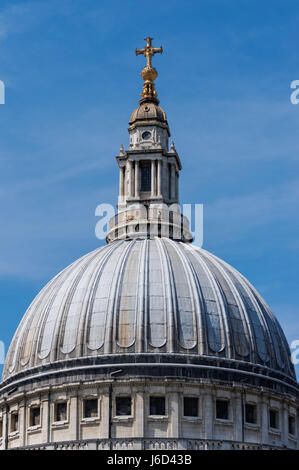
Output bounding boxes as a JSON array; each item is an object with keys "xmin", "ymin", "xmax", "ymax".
[{"xmin": 0, "ymin": 377, "xmax": 298, "ymax": 450}]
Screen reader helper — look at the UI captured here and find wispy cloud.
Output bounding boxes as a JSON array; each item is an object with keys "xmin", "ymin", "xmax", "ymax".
[{"xmin": 0, "ymin": 158, "xmax": 113, "ymax": 197}]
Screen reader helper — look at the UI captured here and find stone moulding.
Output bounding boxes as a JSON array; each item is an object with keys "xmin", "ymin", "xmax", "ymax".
[{"xmin": 1, "ymin": 355, "xmax": 298, "ymax": 399}]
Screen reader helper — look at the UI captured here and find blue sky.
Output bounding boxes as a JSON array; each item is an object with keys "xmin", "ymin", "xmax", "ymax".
[{"xmin": 0, "ymin": 0, "xmax": 298, "ymax": 378}]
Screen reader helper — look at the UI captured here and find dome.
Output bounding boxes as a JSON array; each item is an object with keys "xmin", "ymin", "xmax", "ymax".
[
  {"xmin": 3, "ymin": 237, "xmax": 295, "ymax": 383},
  {"xmin": 129, "ymin": 102, "xmax": 168, "ymax": 125}
]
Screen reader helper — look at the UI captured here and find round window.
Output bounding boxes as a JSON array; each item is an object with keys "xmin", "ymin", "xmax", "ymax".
[{"xmin": 142, "ymin": 131, "xmax": 151, "ymax": 140}]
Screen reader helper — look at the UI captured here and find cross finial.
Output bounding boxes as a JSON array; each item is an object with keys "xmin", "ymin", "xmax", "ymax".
[
  {"xmin": 135, "ymin": 37, "xmax": 163, "ymax": 68},
  {"xmin": 135, "ymin": 37, "xmax": 163, "ymax": 104}
]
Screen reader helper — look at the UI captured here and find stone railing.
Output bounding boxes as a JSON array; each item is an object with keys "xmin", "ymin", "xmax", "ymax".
[
  {"xmin": 106, "ymin": 205, "xmax": 193, "ymax": 243},
  {"xmin": 9, "ymin": 438, "xmax": 286, "ymax": 451}
]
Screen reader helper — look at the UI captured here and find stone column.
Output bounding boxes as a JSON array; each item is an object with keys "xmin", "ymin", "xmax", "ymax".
[
  {"xmin": 135, "ymin": 161, "xmax": 140, "ymax": 198},
  {"xmin": 151, "ymin": 160, "xmax": 156, "ymax": 197},
  {"xmin": 157, "ymin": 160, "xmax": 162, "ymax": 197},
  {"xmin": 119, "ymin": 166, "xmax": 125, "ymax": 200},
  {"xmin": 203, "ymin": 390, "xmax": 213, "ymax": 440},
  {"xmin": 132, "ymin": 163, "xmax": 135, "ymax": 197},
  {"xmin": 171, "ymin": 163, "xmax": 176, "ymax": 200},
  {"xmin": 169, "ymin": 392, "xmax": 179, "ymax": 438},
  {"xmin": 127, "ymin": 160, "xmax": 133, "ymax": 198}
]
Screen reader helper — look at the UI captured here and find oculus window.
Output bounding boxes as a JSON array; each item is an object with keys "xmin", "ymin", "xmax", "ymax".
[{"xmin": 142, "ymin": 131, "xmax": 151, "ymax": 140}]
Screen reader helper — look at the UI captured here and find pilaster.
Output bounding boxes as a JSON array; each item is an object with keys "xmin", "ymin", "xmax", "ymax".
[
  {"xmin": 282, "ymin": 402, "xmax": 289, "ymax": 446},
  {"xmin": 233, "ymin": 392, "xmax": 243, "ymax": 442},
  {"xmin": 169, "ymin": 392, "xmax": 179, "ymax": 438},
  {"xmin": 101, "ymin": 392, "xmax": 110, "ymax": 439},
  {"xmin": 203, "ymin": 390, "xmax": 213, "ymax": 440},
  {"xmin": 134, "ymin": 391, "xmax": 145, "ymax": 438},
  {"xmin": 19, "ymin": 399, "xmax": 26, "ymax": 447},
  {"xmin": 261, "ymin": 396, "xmax": 268, "ymax": 445},
  {"xmin": 41, "ymin": 392, "xmax": 50, "ymax": 444},
  {"xmin": 69, "ymin": 393, "xmax": 78, "ymax": 441}
]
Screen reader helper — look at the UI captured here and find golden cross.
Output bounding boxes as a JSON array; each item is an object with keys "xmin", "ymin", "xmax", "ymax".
[{"xmin": 135, "ymin": 37, "xmax": 163, "ymax": 68}]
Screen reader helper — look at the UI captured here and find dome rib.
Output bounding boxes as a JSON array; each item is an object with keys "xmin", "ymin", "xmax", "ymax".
[
  {"xmin": 199, "ymin": 249, "xmax": 251, "ymax": 360},
  {"xmin": 86, "ymin": 241, "xmax": 125, "ymax": 352},
  {"xmin": 168, "ymin": 240, "xmax": 199, "ymax": 351},
  {"xmin": 155, "ymin": 237, "xmax": 174, "ymax": 350},
  {"xmin": 75, "ymin": 242, "xmax": 120, "ymax": 356},
  {"xmin": 9, "ymin": 257, "xmax": 83, "ymax": 373},
  {"xmin": 204, "ymin": 250, "xmax": 293, "ymax": 374},
  {"xmin": 182, "ymin": 243, "xmax": 208, "ymax": 356},
  {"xmin": 136, "ymin": 239, "xmax": 148, "ymax": 353},
  {"xmin": 232, "ymin": 269, "xmax": 272, "ymax": 364},
  {"xmin": 214, "ymin": 254, "xmax": 270, "ymax": 364},
  {"xmin": 186, "ymin": 245, "xmax": 225, "ymax": 354},
  {"xmin": 115, "ymin": 240, "xmax": 140, "ymax": 349},
  {"xmin": 147, "ymin": 239, "xmax": 167, "ymax": 349},
  {"xmin": 105, "ymin": 240, "xmax": 134, "ymax": 354},
  {"xmin": 60, "ymin": 249, "xmax": 109, "ymax": 356},
  {"xmin": 48, "ymin": 249, "xmax": 103, "ymax": 363}
]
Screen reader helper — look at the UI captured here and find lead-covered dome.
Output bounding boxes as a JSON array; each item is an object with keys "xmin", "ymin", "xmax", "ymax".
[
  {"xmin": 3, "ymin": 237, "xmax": 295, "ymax": 382},
  {"xmin": 129, "ymin": 102, "xmax": 168, "ymax": 126}
]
